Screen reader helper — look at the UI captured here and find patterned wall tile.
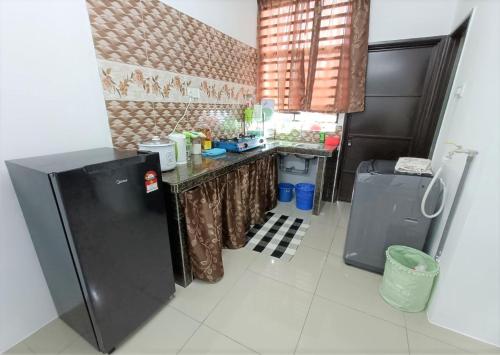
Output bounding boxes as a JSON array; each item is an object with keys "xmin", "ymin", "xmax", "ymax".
[
  {"xmin": 154, "ymin": 102, "xmax": 244, "ymax": 139},
  {"xmin": 87, "ymin": 0, "xmax": 257, "ymax": 86},
  {"xmin": 87, "ymin": 0, "xmax": 259, "ymax": 149},
  {"xmin": 106, "ymin": 100, "xmax": 246, "ymax": 149},
  {"xmin": 86, "ymin": 0, "xmax": 150, "ymax": 66},
  {"xmin": 106, "ymin": 100, "xmax": 156, "ymax": 149},
  {"xmin": 141, "ymin": 0, "xmax": 186, "ymax": 73}
]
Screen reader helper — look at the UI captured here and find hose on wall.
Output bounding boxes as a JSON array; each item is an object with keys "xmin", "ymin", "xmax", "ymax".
[
  {"xmin": 420, "ymin": 143, "xmax": 478, "ymax": 220},
  {"xmin": 421, "ymin": 165, "xmax": 447, "ymax": 218}
]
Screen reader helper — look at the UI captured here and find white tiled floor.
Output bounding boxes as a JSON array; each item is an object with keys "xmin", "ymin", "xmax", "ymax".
[{"xmin": 5, "ymin": 201, "xmax": 499, "ymax": 355}]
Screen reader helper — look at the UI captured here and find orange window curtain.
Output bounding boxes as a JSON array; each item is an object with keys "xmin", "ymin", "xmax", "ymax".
[{"xmin": 257, "ymin": 0, "xmax": 370, "ymax": 113}]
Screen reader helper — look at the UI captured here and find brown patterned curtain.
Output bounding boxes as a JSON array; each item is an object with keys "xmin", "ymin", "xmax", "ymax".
[
  {"xmin": 182, "ymin": 179, "xmax": 223, "ymax": 282},
  {"xmin": 257, "ymin": 0, "xmax": 370, "ymax": 113},
  {"xmin": 181, "ymin": 155, "xmax": 278, "ymax": 282}
]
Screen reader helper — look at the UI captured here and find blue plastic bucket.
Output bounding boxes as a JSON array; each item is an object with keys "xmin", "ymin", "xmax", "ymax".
[
  {"xmin": 278, "ymin": 183, "xmax": 294, "ymax": 202},
  {"xmin": 295, "ymin": 183, "xmax": 315, "ymax": 210}
]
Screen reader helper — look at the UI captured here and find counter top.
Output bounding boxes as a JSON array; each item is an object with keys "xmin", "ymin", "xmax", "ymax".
[
  {"xmin": 161, "ymin": 140, "xmax": 337, "ymax": 193},
  {"xmin": 266, "ymin": 140, "xmax": 336, "ymax": 156}
]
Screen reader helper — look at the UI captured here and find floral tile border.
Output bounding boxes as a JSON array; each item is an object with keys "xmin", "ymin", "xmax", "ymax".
[{"xmin": 98, "ymin": 59, "xmax": 256, "ymax": 105}]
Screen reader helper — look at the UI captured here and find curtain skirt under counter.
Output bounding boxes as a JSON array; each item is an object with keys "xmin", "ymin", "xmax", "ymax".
[{"xmin": 181, "ymin": 155, "xmax": 278, "ymax": 282}]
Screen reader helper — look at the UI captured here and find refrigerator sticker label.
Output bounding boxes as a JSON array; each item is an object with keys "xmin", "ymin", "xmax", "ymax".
[{"xmin": 144, "ymin": 170, "xmax": 158, "ymax": 193}]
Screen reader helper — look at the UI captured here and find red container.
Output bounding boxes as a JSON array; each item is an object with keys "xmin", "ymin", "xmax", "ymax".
[{"xmin": 325, "ymin": 135, "xmax": 340, "ymax": 146}]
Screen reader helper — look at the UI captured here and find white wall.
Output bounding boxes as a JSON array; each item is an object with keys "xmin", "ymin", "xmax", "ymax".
[
  {"xmin": 0, "ymin": 0, "xmax": 259, "ymax": 351},
  {"xmin": 163, "ymin": 0, "xmax": 455, "ymax": 46},
  {"xmin": 161, "ymin": 0, "xmax": 258, "ymax": 48},
  {"xmin": 2, "ymin": 0, "xmax": 496, "ymax": 351},
  {"xmin": 426, "ymin": 0, "xmax": 500, "ymax": 347},
  {"xmin": 0, "ymin": 0, "xmax": 112, "ymax": 352},
  {"xmin": 369, "ymin": 0, "xmax": 458, "ymax": 43},
  {"xmin": 163, "ymin": 0, "xmax": 452, "ymax": 47},
  {"xmin": 164, "ymin": 0, "xmax": 455, "ymax": 46}
]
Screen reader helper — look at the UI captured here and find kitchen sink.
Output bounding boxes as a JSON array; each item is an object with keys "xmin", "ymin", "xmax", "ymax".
[{"xmin": 294, "ymin": 142, "xmax": 321, "ymax": 149}]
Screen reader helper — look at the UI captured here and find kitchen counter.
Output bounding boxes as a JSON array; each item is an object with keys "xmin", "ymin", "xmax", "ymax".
[
  {"xmin": 161, "ymin": 140, "xmax": 337, "ymax": 287},
  {"xmin": 161, "ymin": 140, "xmax": 336, "ymax": 193}
]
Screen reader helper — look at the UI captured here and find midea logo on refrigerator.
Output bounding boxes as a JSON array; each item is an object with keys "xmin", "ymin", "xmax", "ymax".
[{"xmin": 115, "ymin": 178, "xmax": 128, "ymax": 185}]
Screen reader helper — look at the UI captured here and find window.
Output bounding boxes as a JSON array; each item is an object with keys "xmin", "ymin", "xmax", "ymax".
[
  {"xmin": 257, "ymin": 0, "xmax": 370, "ymax": 114},
  {"xmin": 269, "ymin": 111, "xmax": 338, "ymax": 133},
  {"xmin": 246, "ymin": 110, "xmax": 339, "ymax": 138},
  {"xmin": 258, "ymin": 0, "xmax": 352, "ymax": 112}
]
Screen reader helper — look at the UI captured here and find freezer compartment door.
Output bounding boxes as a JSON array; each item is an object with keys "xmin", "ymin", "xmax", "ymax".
[{"xmin": 52, "ymin": 153, "xmax": 175, "ymax": 353}]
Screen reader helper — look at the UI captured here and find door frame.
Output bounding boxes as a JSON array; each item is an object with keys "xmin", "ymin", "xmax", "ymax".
[
  {"xmin": 411, "ymin": 18, "xmax": 470, "ymax": 157},
  {"xmin": 427, "ymin": 16, "xmax": 471, "ymax": 156},
  {"xmin": 335, "ymin": 34, "xmax": 465, "ymax": 201}
]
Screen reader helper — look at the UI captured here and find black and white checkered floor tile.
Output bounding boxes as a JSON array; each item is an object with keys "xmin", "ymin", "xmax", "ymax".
[{"xmin": 245, "ymin": 212, "xmax": 310, "ymax": 261}]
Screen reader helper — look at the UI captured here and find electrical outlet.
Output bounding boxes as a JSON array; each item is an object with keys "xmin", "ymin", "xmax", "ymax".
[{"xmin": 187, "ymin": 87, "xmax": 200, "ymax": 99}]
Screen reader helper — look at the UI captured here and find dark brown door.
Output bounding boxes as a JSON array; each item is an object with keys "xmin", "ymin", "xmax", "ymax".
[{"xmin": 336, "ymin": 36, "xmax": 462, "ymax": 202}]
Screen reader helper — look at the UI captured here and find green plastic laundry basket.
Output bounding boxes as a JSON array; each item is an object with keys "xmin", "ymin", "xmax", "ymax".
[{"xmin": 380, "ymin": 245, "xmax": 439, "ymax": 312}]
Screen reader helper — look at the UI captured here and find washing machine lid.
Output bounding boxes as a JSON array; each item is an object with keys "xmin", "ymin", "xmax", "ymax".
[{"xmin": 358, "ymin": 160, "xmax": 397, "ymax": 175}]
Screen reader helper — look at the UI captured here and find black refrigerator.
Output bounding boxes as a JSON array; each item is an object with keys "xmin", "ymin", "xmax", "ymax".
[{"xmin": 6, "ymin": 148, "xmax": 175, "ymax": 353}]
